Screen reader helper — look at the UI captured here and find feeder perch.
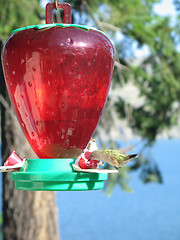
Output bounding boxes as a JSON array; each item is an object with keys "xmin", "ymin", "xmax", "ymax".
[{"xmin": 1, "ymin": 2, "xmax": 115, "ymax": 191}]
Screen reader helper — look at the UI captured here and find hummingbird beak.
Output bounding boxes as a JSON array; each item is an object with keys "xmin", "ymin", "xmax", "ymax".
[{"xmin": 88, "ymin": 155, "xmax": 93, "ymax": 161}]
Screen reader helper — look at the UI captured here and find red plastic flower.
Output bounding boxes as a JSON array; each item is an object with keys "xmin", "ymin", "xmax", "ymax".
[{"xmin": 75, "ymin": 149, "xmax": 99, "ymax": 169}]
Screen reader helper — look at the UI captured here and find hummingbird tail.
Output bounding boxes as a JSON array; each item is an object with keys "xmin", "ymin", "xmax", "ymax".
[
  {"xmin": 120, "ymin": 154, "xmax": 138, "ymax": 166},
  {"xmin": 127, "ymin": 154, "xmax": 138, "ymax": 160}
]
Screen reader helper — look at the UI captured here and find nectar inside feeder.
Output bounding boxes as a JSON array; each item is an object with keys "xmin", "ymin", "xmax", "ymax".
[{"xmin": 1, "ymin": 2, "xmax": 115, "ymax": 191}]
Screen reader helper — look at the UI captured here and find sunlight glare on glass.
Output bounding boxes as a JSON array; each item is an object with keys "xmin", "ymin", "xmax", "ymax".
[{"xmin": 76, "ymin": 42, "xmax": 87, "ymax": 48}]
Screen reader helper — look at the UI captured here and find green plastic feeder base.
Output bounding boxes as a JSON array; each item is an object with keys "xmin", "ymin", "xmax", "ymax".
[{"xmin": 10, "ymin": 158, "xmax": 108, "ymax": 191}]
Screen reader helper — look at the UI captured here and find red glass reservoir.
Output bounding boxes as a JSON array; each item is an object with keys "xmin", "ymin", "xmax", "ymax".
[{"xmin": 2, "ymin": 3, "xmax": 114, "ymax": 158}]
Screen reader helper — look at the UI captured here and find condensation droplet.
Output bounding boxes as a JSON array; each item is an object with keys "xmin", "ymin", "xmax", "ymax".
[
  {"xmin": 68, "ymin": 38, "xmax": 74, "ymax": 44},
  {"xmin": 21, "ymin": 122, "xmax": 25, "ymax": 127},
  {"xmin": 57, "ymin": 130, "xmax": 62, "ymax": 136},
  {"xmin": 77, "ymin": 75, "xmax": 81, "ymax": 80},
  {"xmin": 61, "ymin": 102, "xmax": 65, "ymax": 109},
  {"xmin": 95, "ymin": 51, "xmax": 98, "ymax": 56},
  {"xmin": 32, "ymin": 66, "xmax": 36, "ymax": 71},
  {"xmin": 47, "ymin": 80, "xmax": 51, "ymax": 86},
  {"xmin": 43, "ymin": 48, "xmax": 49, "ymax": 54},
  {"xmin": 60, "ymin": 57, "xmax": 64, "ymax": 63},
  {"xmin": 36, "ymin": 102, "xmax": 40, "ymax": 109},
  {"xmin": 36, "ymin": 120, "xmax": 40, "ymax": 126},
  {"xmin": 88, "ymin": 61, "xmax": 91, "ymax": 66},
  {"xmin": 28, "ymin": 81, "xmax": 32, "ymax": 87},
  {"xmin": 12, "ymin": 71, "xmax": 15, "ymax": 76},
  {"xmin": 10, "ymin": 82, "xmax": 13, "ymax": 86},
  {"xmin": 49, "ymin": 69, "xmax": 52, "ymax": 74},
  {"xmin": 81, "ymin": 90, "xmax": 85, "ymax": 96},
  {"xmin": 6, "ymin": 63, "xmax": 9, "ymax": 67},
  {"xmin": 21, "ymin": 59, "xmax": 25, "ymax": 64}
]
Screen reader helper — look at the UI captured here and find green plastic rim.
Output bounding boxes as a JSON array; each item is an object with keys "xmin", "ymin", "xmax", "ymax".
[
  {"xmin": 11, "ymin": 158, "xmax": 108, "ymax": 191},
  {"xmin": 11, "ymin": 23, "xmax": 107, "ymax": 37}
]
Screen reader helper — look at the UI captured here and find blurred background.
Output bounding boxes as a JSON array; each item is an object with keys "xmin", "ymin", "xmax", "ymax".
[{"xmin": 0, "ymin": 0, "xmax": 180, "ymax": 239}]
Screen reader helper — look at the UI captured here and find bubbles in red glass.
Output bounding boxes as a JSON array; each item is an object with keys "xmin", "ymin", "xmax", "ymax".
[{"xmin": 32, "ymin": 66, "xmax": 36, "ymax": 71}]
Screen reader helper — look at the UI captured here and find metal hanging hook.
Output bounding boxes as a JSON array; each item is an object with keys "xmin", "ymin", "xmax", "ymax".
[{"xmin": 54, "ymin": 0, "xmax": 58, "ymax": 10}]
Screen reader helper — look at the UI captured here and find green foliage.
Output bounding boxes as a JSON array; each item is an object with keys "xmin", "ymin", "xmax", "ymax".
[
  {"xmin": 116, "ymin": 15, "xmax": 180, "ymax": 142},
  {"xmin": 0, "ymin": 0, "xmax": 42, "ymax": 41}
]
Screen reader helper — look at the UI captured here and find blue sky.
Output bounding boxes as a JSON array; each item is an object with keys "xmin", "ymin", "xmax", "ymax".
[{"xmin": 154, "ymin": 0, "xmax": 176, "ymax": 16}]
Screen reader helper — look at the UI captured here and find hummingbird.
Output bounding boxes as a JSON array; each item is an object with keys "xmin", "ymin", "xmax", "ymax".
[{"xmin": 90, "ymin": 150, "xmax": 138, "ymax": 169}]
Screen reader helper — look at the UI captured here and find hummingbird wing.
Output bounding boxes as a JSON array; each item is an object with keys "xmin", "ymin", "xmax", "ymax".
[{"xmin": 87, "ymin": 139, "xmax": 98, "ymax": 151}]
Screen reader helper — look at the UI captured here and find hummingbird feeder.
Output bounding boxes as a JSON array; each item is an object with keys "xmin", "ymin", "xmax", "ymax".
[{"xmin": 1, "ymin": 2, "xmax": 115, "ymax": 191}]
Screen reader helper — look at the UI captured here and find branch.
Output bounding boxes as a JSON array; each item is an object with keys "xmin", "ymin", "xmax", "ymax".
[
  {"xmin": 0, "ymin": 94, "xmax": 10, "ymax": 109},
  {"xmin": 114, "ymin": 61, "xmax": 128, "ymax": 70},
  {"xmin": 96, "ymin": 20, "xmax": 121, "ymax": 32},
  {"xmin": 0, "ymin": 93, "xmax": 13, "ymax": 117}
]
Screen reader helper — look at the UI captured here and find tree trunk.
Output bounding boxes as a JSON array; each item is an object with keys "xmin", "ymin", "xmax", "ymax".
[{"xmin": 0, "ymin": 41, "xmax": 60, "ymax": 240}]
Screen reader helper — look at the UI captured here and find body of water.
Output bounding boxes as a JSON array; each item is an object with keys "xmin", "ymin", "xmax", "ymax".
[{"xmin": 57, "ymin": 139, "xmax": 180, "ymax": 240}]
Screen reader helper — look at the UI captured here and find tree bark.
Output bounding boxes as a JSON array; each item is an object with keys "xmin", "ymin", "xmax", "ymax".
[{"xmin": 0, "ymin": 41, "xmax": 60, "ymax": 240}]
